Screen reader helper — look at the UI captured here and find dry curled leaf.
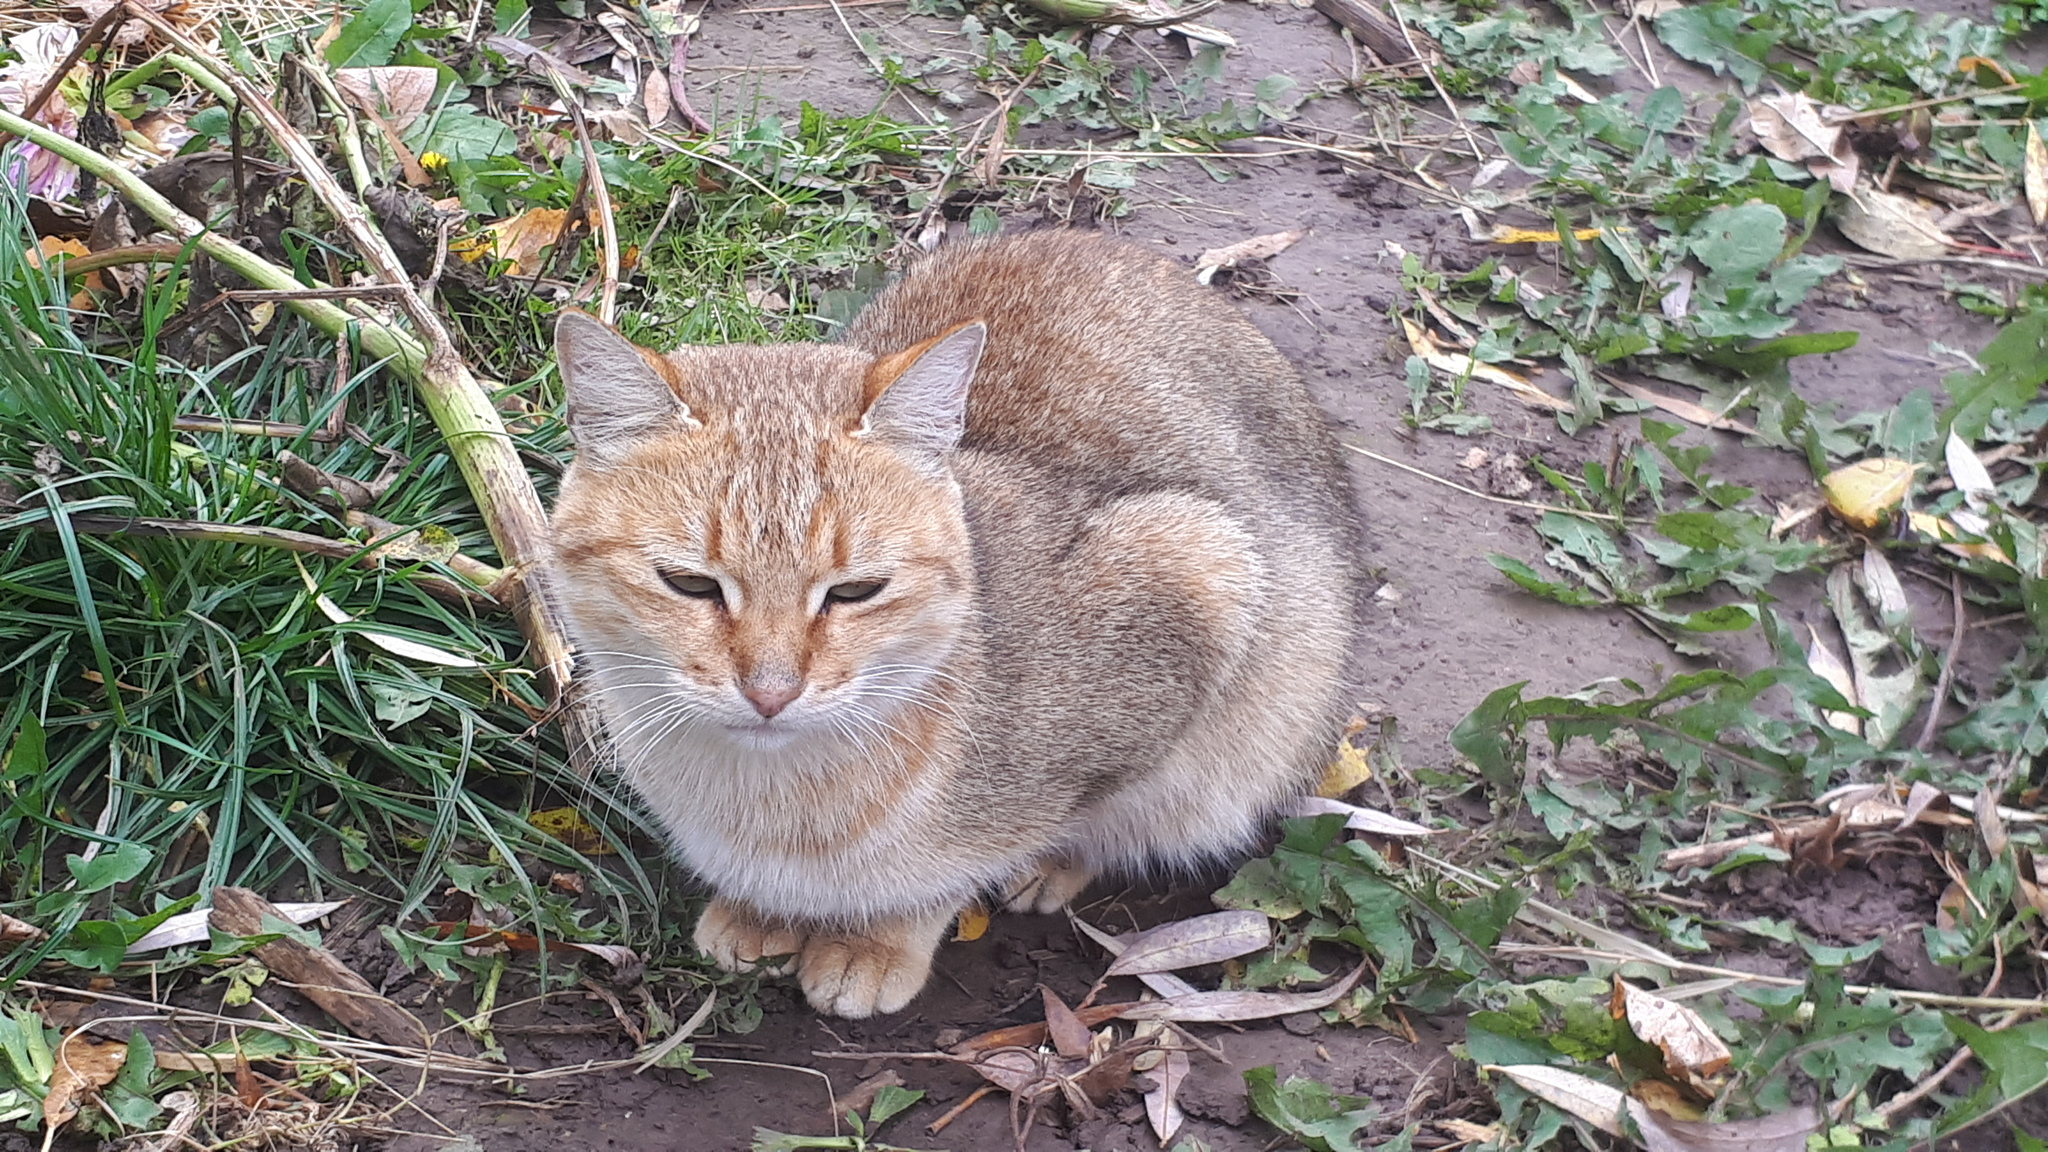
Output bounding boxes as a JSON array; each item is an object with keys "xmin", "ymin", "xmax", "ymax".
[
  {"xmin": 1637, "ymin": 1105, "xmax": 1821, "ymax": 1152},
  {"xmin": 295, "ymin": 558, "xmax": 483, "ymax": 668},
  {"xmin": 455, "ymin": 207, "xmax": 573, "ymax": 276},
  {"xmin": 1195, "ymin": 228, "xmax": 1305, "ymax": 285},
  {"xmin": 1944, "ymin": 429, "xmax": 1996, "ymax": 510},
  {"xmin": 1488, "ymin": 1064, "xmax": 1626, "ymax": 1135},
  {"xmin": 127, "ymin": 900, "xmax": 346, "ymax": 954},
  {"xmin": 1611, "ymin": 980, "xmax": 1732, "ymax": 1099},
  {"xmin": 1906, "ymin": 511, "xmax": 2013, "ymax": 565},
  {"xmin": 527, "ymin": 806, "xmax": 617, "ymax": 854},
  {"xmin": 1604, "ymin": 378, "xmax": 1759, "ymax": 435},
  {"xmin": 1317, "ymin": 740, "xmax": 1373, "ymax": 798},
  {"xmin": 0, "ymin": 911, "xmax": 44, "ymax": 946},
  {"xmin": 1104, "ymin": 911, "xmax": 1271, "ymax": 976},
  {"xmin": 1819, "ymin": 458, "xmax": 1917, "ymax": 531}
]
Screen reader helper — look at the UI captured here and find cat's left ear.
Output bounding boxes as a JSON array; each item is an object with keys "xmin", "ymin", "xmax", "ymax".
[
  {"xmin": 556, "ymin": 310, "xmax": 698, "ymax": 465},
  {"xmin": 857, "ymin": 321, "xmax": 986, "ymax": 459}
]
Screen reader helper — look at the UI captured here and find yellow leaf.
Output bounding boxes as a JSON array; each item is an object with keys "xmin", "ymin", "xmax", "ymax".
[
  {"xmin": 952, "ymin": 904, "xmax": 990, "ymax": 942},
  {"xmin": 1907, "ymin": 511, "xmax": 2013, "ymax": 566},
  {"xmin": 527, "ymin": 806, "xmax": 617, "ymax": 855},
  {"xmin": 1819, "ymin": 458, "xmax": 1917, "ymax": 531},
  {"xmin": 1317, "ymin": 742, "xmax": 1373, "ymax": 798},
  {"xmin": 1486, "ymin": 225, "xmax": 1605, "ymax": 244},
  {"xmin": 1398, "ymin": 317, "xmax": 1571, "ymax": 412}
]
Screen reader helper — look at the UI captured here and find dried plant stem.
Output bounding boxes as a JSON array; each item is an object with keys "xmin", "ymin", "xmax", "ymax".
[
  {"xmin": 1915, "ymin": 570, "xmax": 1967, "ymax": 751},
  {"xmin": 122, "ymin": 3, "xmax": 599, "ymax": 771},
  {"xmin": 544, "ymin": 67, "xmax": 619, "ymax": 324}
]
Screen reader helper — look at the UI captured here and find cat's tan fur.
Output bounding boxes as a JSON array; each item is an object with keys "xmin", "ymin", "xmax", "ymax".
[{"xmin": 547, "ymin": 232, "xmax": 1359, "ymax": 1017}]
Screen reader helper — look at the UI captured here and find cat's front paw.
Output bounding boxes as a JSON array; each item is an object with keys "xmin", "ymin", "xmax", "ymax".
[
  {"xmin": 1001, "ymin": 858, "xmax": 1094, "ymax": 914},
  {"xmin": 796, "ymin": 910, "xmax": 954, "ymax": 1018},
  {"xmin": 694, "ymin": 897, "xmax": 807, "ymax": 976}
]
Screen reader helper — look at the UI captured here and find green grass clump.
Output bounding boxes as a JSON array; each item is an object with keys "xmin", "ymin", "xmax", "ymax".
[{"xmin": 0, "ymin": 178, "xmax": 674, "ymax": 978}]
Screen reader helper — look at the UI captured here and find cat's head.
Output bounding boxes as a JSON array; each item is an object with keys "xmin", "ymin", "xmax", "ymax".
[{"xmin": 546, "ymin": 312, "xmax": 984, "ymax": 752}]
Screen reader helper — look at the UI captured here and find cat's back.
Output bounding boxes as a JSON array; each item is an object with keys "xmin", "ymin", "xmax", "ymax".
[{"xmin": 841, "ymin": 232, "xmax": 1341, "ymax": 506}]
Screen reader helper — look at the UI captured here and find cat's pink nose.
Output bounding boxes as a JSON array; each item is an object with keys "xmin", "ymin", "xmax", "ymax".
[{"xmin": 742, "ymin": 681, "xmax": 803, "ymax": 718}]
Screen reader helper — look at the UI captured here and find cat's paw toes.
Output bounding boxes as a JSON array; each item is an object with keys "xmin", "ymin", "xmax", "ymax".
[
  {"xmin": 694, "ymin": 898, "xmax": 806, "ymax": 976},
  {"xmin": 797, "ymin": 934, "xmax": 933, "ymax": 1018},
  {"xmin": 1002, "ymin": 861, "xmax": 1094, "ymax": 914}
]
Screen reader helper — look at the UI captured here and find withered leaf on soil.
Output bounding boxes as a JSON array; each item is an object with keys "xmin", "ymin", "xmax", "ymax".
[
  {"xmin": 1316, "ymin": 739, "xmax": 1373, "ymax": 798},
  {"xmin": 949, "ymin": 1003, "xmax": 1132, "ymax": 1055},
  {"xmin": 1143, "ymin": 1048, "xmax": 1190, "ymax": 1143},
  {"xmin": 527, "ymin": 806, "xmax": 617, "ymax": 854},
  {"xmin": 1610, "ymin": 980, "xmax": 1731, "ymax": 1098},
  {"xmin": 1604, "ymin": 378, "xmax": 1759, "ymax": 435},
  {"xmin": 1194, "ymin": 228, "xmax": 1305, "ymax": 285},
  {"xmin": 1118, "ymin": 961, "xmax": 1368, "ymax": 1022},
  {"xmin": 1039, "ymin": 986, "xmax": 1093, "ymax": 1060},
  {"xmin": 1830, "ymin": 185, "xmax": 1953, "ymax": 260},
  {"xmin": 0, "ymin": 911, "xmax": 44, "ymax": 945},
  {"xmin": 1906, "ymin": 510, "xmax": 2013, "ymax": 565},
  {"xmin": 1071, "ymin": 918, "xmax": 1199, "ymax": 998},
  {"xmin": 1104, "ymin": 910, "xmax": 1271, "ymax": 976},
  {"xmin": 44, "ymin": 1032, "xmax": 127, "ymax": 1131},
  {"xmin": 456, "ymin": 207, "xmax": 573, "ymax": 277}
]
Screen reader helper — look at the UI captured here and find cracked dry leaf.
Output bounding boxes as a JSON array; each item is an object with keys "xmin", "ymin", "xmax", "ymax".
[
  {"xmin": 1195, "ymin": 228, "xmax": 1305, "ymax": 285},
  {"xmin": 1104, "ymin": 910, "xmax": 1271, "ymax": 976},
  {"xmin": 1804, "ymin": 624, "xmax": 1861, "ymax": 736},
  {"xmin": 44, "ymin": 1033, "xmax": 126, "ymax": 1132},
  {"xmin": 1040, "ymin": 985, "xmax": 1093, "ymax": 1059},
  {"xmin": 1611, "ymin": 980, "xmax": 1732, "ymax": 1099},
  {"xmin": 1819, "ymin": 458, "xmax": 1917, "ymax": 531}
]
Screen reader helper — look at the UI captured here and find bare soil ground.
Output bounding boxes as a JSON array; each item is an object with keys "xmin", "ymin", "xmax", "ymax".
[{"xmin": 268, "ymin": 2, "xmax": 2048, "ymax": 1149}]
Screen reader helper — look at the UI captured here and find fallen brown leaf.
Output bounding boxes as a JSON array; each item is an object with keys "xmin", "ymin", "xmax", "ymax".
[
  {"xmin": 334, "ymin": 67, "xmax": 439, "ymax": 133},
  {"xmin": 1118, "ymin": 961, "xmax": 1367, "ymax": 1022},
  {"xmin": 1400, "ymin": 318, "xmax": 1571, "ymax": 412},
  {"xmin": 1143, "ymin": 1047, "xmax": 1189, "ymax": 1143},
  {"xmin": 44, "ymin": 1032, "xmax": 127, "ymax": 1132},
  {"xmin": 1831, "ymin": 185, "xmax": 1953, "ymax": 260}
]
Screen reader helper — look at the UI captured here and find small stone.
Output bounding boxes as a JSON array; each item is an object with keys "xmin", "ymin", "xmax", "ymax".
[{"xmin": 1282, "ymin": 1011, "xmax": 1324, "ymax": 1036}]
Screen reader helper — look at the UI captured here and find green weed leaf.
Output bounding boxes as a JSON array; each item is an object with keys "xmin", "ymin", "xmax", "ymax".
[
  {"xmin": 65, "ymin": 843, "xmax": 150, "ymax": 895},
  {"xmin": 325, "ymin": 0, "xmax": 413, "ymax": 67}
]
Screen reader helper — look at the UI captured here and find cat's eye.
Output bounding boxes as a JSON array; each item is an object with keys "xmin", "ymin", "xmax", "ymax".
[
  {"xmin": 663, "ymin": 572, "xmax": 724, "ymax": 601},
  {"xmin": 825, "ymin": 581, "xmax": 886, "ymax": 606}
]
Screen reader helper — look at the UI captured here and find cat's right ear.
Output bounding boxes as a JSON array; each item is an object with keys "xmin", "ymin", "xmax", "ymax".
[{"xmin": 556, "ymin": 310, "xmax": 699, "ymax": 465}]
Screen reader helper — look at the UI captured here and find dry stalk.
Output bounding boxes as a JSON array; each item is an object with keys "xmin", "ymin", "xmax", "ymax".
[{"xmin": 120, "ymin": 2, "xmax": 601, "ymax": 771}]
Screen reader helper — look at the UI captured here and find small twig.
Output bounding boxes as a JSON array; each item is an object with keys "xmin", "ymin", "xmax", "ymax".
[
  {"xmin": 225, "ymin": 285, "xmax": 410, "ymax": 302},
  {"xmin": 1915, "ymin": 570, "xmax": 1967, "ymax": 752},
  {"xmin": 927, "ymin": 1084, "xmax": 996, "ymax": 1134},
  {"xmin": 665, "ymin": 24, "xmax": 715, "ymax": 135},
  {"xmin": 49, "ymin": 241, "xmax": 187, "ymax": 279},
  {"xmin": 1828, "ymin": 83, "xmax": 2024, "ymax": 123},
  {"xmin": 1345, "ymin": 444, "xmax": 1623, "ymax": 522},
  {"xmin": 736, "ymin": 0, "xmax": 899, "ymax": 9},
  {"xmin": 543, "ymin": 66, "xmax": 619, "ymax": 324}
]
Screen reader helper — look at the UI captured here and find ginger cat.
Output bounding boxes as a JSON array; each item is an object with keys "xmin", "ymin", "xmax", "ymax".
[{"xmin": 547, "ymin": 231, "xmax": 1359, "ymax": 1017}]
